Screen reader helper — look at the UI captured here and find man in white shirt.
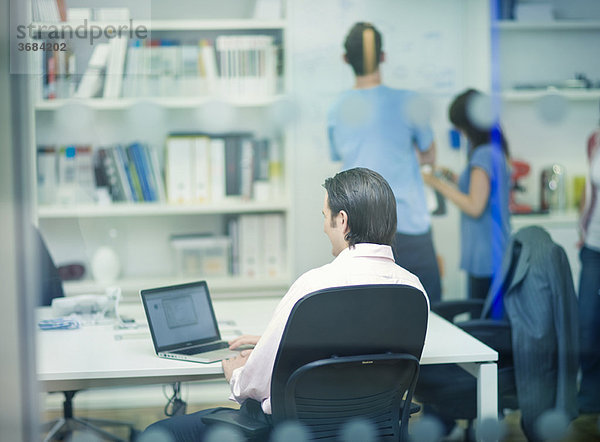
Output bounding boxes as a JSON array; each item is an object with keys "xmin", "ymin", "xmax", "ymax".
[{"xmin": 142, "ymin": 167, "xmax": 428, "ymax": 442}]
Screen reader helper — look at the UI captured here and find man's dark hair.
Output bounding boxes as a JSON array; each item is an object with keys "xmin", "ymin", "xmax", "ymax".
[
  {"xmin": 344, "ymin": 22, "xmax": 382, "ymax": 76},
  {"xmin": 323, "ymin": 167, "xmax": 396, "ymax": 247}
]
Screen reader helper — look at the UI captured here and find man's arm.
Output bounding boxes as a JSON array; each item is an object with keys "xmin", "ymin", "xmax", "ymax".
[
  {"xmin": 423, "ymin": 166, "xmax": 490, "ymax": 218},
  {"xmin": 222, "ymin": 350, "xmax": 252, "ymax": 383},
  {"xmin": 416, "ymin": 141, "xmax": 436, "ymax": 166},
  {"xmin": 229, "ymin": 334, "xmax": 260, "ymax": 350}
]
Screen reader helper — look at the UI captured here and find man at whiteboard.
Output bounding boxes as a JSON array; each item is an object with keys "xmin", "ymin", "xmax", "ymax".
[{"xmin": 327, "ymin": 22, "xmax": 442, "ymax": 302}]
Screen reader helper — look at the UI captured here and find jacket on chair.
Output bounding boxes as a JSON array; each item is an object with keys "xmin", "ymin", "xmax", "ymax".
[{"xmin": 483, "ymin": 226, "xmax": 579, "ymax": 438}]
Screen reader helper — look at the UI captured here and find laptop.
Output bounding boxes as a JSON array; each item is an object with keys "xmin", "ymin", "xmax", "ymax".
[{"xmin": 140, "ymin": 281, "xmax": 241, "ymax": 363}]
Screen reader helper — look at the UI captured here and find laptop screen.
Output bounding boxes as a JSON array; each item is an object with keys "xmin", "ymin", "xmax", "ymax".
[{"xmin": 141, "ymin": 281, "xmax": 220, "ymax": 351}]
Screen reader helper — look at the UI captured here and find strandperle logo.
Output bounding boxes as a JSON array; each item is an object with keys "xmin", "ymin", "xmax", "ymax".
[{"xmin": 16, "ymin": 19, "xmax": 148, "ymax": 45}]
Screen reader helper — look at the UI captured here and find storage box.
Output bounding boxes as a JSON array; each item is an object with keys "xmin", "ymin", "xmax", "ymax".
[{"xmin": 170, "ymin": 235, "xmax": 231, "ymax": 277}]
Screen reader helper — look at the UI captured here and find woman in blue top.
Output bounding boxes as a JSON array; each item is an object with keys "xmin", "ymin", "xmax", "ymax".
[{"xmin": 422, "ymin": 89, "xmax": 511, "ymax": 300}]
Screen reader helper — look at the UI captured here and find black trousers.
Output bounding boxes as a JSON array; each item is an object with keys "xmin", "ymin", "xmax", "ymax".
[{"xmin": 392, "ymin": 230, "xmax": 442, "ymax": 304}]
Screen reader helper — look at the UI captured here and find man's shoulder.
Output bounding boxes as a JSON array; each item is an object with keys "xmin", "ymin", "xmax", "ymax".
[{"xmin": 292, "ymin": 262, "xmax": 335, "ymax": 288}]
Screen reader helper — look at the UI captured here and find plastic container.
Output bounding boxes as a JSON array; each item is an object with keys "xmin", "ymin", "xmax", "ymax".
[{"xmin": 170, "ymin": 235, "xmax": 231, "ymax": 277}]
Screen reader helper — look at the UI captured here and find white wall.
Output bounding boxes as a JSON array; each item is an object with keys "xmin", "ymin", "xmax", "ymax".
[{"xmin": 288, "ymin": 0, "xmax": 490, "ymax": 299}]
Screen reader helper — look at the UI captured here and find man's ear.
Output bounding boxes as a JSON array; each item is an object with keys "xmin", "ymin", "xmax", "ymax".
[
  {"xmin": 343, "ymin": 53, "xmax": 349, "ymax": 64},
  {"xmin": 380, "ymin": 51, "xmax": 385, "ymax": 63},
  {"xmin": 338, "ymin": 210, "xmax": 349, "ymax": 233}
]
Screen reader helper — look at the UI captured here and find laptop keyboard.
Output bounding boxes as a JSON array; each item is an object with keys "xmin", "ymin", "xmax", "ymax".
[{"xmin": 176, "ymin": 341, "xmax": 229, "ymax": 355}]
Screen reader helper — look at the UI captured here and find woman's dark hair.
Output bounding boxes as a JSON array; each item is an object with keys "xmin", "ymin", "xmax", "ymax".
[
  {"xmin": 344, "ymin": 22, "xmax": 382, "ymax": 76},
  {"xmin": 449, "ymin": 89, "xmax": 510, "ymax": 158},
  {"xmin": 323, "ymin": 168, "xmax": 396, "ymax": 247}
]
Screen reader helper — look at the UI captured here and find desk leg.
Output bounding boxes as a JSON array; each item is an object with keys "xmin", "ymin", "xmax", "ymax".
[
  {"xmin": 477, "ymin": 362, "xmax": 498, "ymax": 424},
  {"xmin": 458, "ymin": 362, "xmax": 498, "ymax": 424}
]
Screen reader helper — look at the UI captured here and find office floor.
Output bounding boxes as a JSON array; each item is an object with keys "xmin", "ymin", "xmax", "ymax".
[{"xmin": 41, "ymin": 403, "xmax": 600, "ymax": 441}]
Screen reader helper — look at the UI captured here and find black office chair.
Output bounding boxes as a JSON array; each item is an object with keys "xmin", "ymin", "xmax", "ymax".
[
  {"xmin": 33, "ymin": 225, "xmax": 139, "ymax": 442},
  {"xmin": 202, "ymin": 284, "xmax": 429, "ymax": 441},
  {"xmin": 415, "ymin": 226, "xmax": 579, "ymax": 441}
]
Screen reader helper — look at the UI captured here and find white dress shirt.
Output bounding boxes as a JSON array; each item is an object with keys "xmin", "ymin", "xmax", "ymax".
[{"xmin": 228, "ymin": 243, "xmax": 428, "ymax": 414}]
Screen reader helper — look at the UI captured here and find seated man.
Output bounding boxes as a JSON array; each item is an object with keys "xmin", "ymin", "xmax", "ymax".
[{"xmin": 142, "ymin": 167, "xmax": 428, "ymax": 441}]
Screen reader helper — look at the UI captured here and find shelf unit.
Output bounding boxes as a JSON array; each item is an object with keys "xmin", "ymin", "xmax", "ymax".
[
  {"xmin": 31, "ymin": 12, "xmax": 294, "ymax": 299},
  {"xmin": 493, "ymin": 20, "xmax": 600, "ymax": 31},
  {"xmin": 34, "ymin": 95, "xmax": 287, "ymax": 110},
  {"xmin": 501, "ymin": 89, "xmax": 600, "ymax": 101},
  {"xmin": 37, "ymin": 200, "xmax": 291, "ymax": 219},
  {"xmin": 492, "ymin": 12, "xmax": 598, "ymax": 219},
  {"xmin": 31, "ymin": 19, "xmax": 287, "ymax": 31},
  {"xmin": 493, "ymin": 18, "xmax": 600, "ymax": 92},
  {"xmin": 63, "ymin": 274, "xmax": 292, "ymax": 298}
]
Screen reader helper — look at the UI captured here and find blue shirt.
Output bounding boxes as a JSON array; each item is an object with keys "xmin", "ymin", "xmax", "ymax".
[
  {"xmin": 458, "ymin": 144, "xmax": 511, "ymax": 277},
  {"xmin": 327, "ymin": 85, "xmax": 434, "ymax": 235}
]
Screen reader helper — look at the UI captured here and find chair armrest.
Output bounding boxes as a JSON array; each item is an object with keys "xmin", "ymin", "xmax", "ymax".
[
  {"xmin": 432, "ymin": 299, "xmax": 485, "ymax": 322},
  {"xmin": 401, "ymin": 400, "xmax": 421, "ymax": 415},
  {"xmin": 200, "ymin": 408, "xmax": 271, "ymax": 438},
  {"xmin": 457, "ymin": 319, "xmax": 512, "ymax": 361}
]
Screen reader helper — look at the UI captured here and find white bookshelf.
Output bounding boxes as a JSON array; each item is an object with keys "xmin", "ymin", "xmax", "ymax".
[
  {"xmin": 493, "ymin": 20, "xmax": 600, "ymax": 31},
  {"xmin": 32, "ymin": 10, "xmax": 294, "ymax": 297},
  {"xmin": 63, "ymin": 275, "xmax": 291, "ymax": 298},
  {"xmin": 34, "ymin": 95, "xmax": 287, "ymax": 110},
  {"xmin": 493, "ymin": 10, "xmax": 596, "ymax": 226},
  {"xmin": 31, "ymin": 19, "xmax": 287, "ymax": 32},
  {"xmin": 38, "ymin": 200, "xmax": 291, "ymax": 218},
  {"xmin": 501, "ymin": 89, "xmax": 600, "ymax": 101}
]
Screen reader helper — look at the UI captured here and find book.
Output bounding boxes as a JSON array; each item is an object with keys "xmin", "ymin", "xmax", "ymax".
[
  {"xmin": 240, "ymin": 136, "xmax": 254, "ymax": 200},
  {"xmin": 238, "ymin": 214, "xmax": 262, "ymax": 278},
  {"xmin": 214, "ymin": 35, "xmax": 277, "ymax": 99},
  {"xmin": 148, "ymin": 146, "xmax": 166, "ymax": 202},
  {"xmin": 166, "ymin": 136, "xmax": 193, "ymax": 204},
  {"xmin": 32, "ymin": 0, "xmax": 64, "ymax": 21},
  {"xmin": 98, "ymin": 146, "xmax": 126, "ymax": 202},
  {"xmin": 224, "ymin": 135, "xmax": 242, "ymax": 197},
  {"xmin": 75, "ymin": 145, "xmax": 95, "ymax": 203},
  {"xmin": 46, "ymin": 50, "xmax": 56, "ymax": 99},
  {"xmin": 75, "ymin": 43, "xmax": 110, "ymax": 98},
  {"xmin": 262, "ymin": 213, "xmax": 285, "ymax": 278},
  {"xmin": 37, "ymin": 146, "xmax": 57, "ymax": 205},
  {"xmin": 56, "ymin": 145, "xmax": 77, "ymax": 204},
  {"xmin": 140, "ymin": 143, "xmax": 159, "ymax": 202},
  {"xmin": 128, "ymin": 142, "xmax": 152, "ymax": 201},
  {"xmin": 180, "ymin": 44, "xmax": 203, "ymax": 96},
  {"xmin": 193, "ymin": 136, "xmax": 211, "ymax": 203},
  {"xmin": 200, "ymin": 40, "xmax": 218, "ymax": 94},
  {"xmin": 104, "ymin": 36, "xmax": 128, "ymax": 98},
  {"xmin": 209, "ymin": 136, "xmax": 226, "ymax": 202},
  {"xmin": 93, "ymin": 147, "xmax": 110, "ymax": 195},
  {"xmin": 109, "ymin": 145, "xmax": 133, "ymax": 202},
  {"xmin": 227, "ymin": 217, "xmax": 240, "ymax": 275},
  {"xmin": 114, "ymin": 144, "xmax": 138, "ymax": 202}
]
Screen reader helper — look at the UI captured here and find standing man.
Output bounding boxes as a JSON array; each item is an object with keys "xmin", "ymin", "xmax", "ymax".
[
  {"xmin": 141, "ymin": 168, "xmax": 428, "ymax": 441},
  {"xmin": 328, "ymin": 22, "xmax": 442, "ymax": 303}
]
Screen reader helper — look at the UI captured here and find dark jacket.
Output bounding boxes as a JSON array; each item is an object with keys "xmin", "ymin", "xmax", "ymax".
[{"xmin": 483, "ymin": 226, "xmax": 579, "ymax": 439}]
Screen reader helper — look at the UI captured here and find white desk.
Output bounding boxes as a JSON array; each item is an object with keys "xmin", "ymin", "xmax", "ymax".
[{"xmin": 37, "ymin": 298, "xmax": 497, "ymax": 424}]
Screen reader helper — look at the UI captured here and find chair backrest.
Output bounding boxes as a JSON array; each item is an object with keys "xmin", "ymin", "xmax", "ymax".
[
  {"xmin": 270, "ymin": 284, "xmax": 429, "ymax": 440},
  {"xmin": 31, "ymin": 225, "xmax": 65, "ymax": 306}
]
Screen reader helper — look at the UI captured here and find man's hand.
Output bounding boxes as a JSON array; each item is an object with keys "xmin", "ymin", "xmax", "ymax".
[
  {"xmin": 228, "ymin": 334, "xmax": 261, "ymax": 350},
  {"xmin": 421, "ymin": 166, "xmax": 438, "ymax": 188},
  {"xmin": 417, "ymin": 141, "xmax": 436, "ymax": 166},
  {"xmin": 222, "ymin": 350, "xmax": 252, "ymax": 383}
]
